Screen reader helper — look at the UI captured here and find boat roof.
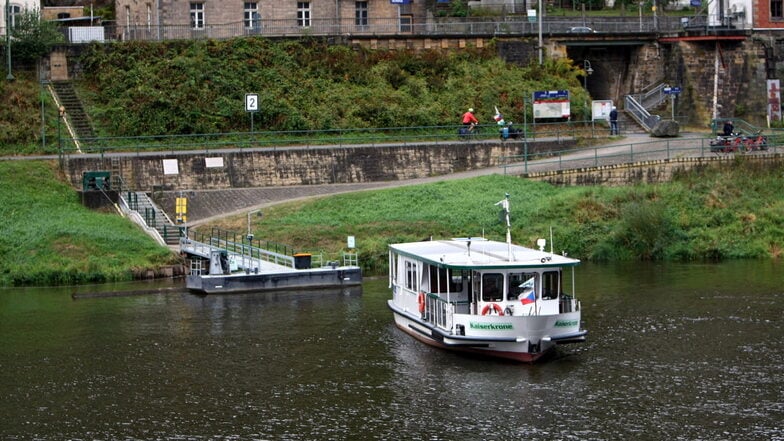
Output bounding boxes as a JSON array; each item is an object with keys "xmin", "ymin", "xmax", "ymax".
[{"xmin": 389, "ymin": 238, "xmax": 580, "ymax": 270}]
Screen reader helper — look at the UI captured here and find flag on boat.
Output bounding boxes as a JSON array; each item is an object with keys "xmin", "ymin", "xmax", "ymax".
[{"xmin": 520, "ymin": 289, "xmax": 536, "ymax": 305}]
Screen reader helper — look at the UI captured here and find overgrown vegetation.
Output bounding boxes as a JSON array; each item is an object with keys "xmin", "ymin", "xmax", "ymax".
[
  {"xmin": 8, "ymin": 9, "xmax": 65, "ymax": 65},
  {"xmin": 74, "ymin": 39, "xmax": 587, "ymax": 137},
  {"xmin": 200, "ymin": 161, "xmax": 784, "ymax": 276},
  {"xmin": 0, "ymin": 161, "xmax": 179, "ymax": 286}
]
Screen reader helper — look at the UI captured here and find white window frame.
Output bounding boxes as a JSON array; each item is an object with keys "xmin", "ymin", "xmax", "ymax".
[
  {"xmin": 146, "ymin": 3, "xmax": 152, "ymax": 30},
  {"xmin": 297, "ymin": 2, "xmax": 311, "ymax": 28},
  {"xmin": 8, "ymin": 4, "xmax": 21, "ymax": 28},
  {"xmin": 244, "ymin": 2, "xmax": 259, "ymax": 29},
  {"xmin": 190, "ymin": 2, "xmax": 205, "ymax": 30},
  {"xmin": 355, "ymin": 1, "xmax": 368, "ymax": 27}
]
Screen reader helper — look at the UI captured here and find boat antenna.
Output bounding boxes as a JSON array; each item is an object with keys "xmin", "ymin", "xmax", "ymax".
[
  {"xmin": 495, "ymin": 193, "xmax": 512, "ymax": 261},
  {"xmin": 550, "ymin": 226, "xmax": 554, "ymax": 256}
]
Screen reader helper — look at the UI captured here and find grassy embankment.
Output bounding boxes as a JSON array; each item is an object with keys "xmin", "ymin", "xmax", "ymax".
[
  {"xmin": 201, "ymin": 160, "xmax": 784, "ymax": 275},
  {"xmin": 0, "ymin": 161, "xmax": 179, "ymax": 287},
  {"xmin": 2, "ymin": 157, "xmax": 782, "ymax": 286}
]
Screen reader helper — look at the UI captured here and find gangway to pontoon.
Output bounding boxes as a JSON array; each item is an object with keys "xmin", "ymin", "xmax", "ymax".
[{"xmin": 180, "ymin": 236, "xmax": 296, "ymax": 275}]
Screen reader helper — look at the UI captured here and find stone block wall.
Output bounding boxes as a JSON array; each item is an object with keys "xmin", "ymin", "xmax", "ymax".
[
  {"xmin": 524, "ymin": 154, "xmax": 784, "ymax": 186},
  {"xmin": 62, "ymin": 140, "xmax": 573, "ymax": 192}
]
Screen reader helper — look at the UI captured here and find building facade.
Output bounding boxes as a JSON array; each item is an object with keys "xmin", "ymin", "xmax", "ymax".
[
  {"xmin": 113, "ymin": 0, "xmax": 428, "ymax": 41},
  {"xmin": 1, "ymin": 0, "xmax": 40, "ymax": 36},
  {"xmin": 754, "ymin": 0, "xmax": 784, "ymax": 29}
]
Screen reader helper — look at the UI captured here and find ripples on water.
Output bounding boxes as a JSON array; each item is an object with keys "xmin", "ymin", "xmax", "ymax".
[{"xmin": 0, "ymin": 261, "xmax": 782, "ymax": 440}]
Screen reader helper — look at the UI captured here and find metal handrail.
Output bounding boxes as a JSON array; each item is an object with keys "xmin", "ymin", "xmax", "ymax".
[
  {"xmin": 624, "ymin": 95, "xmax": 661, "ymax": 132},
  {"xmin": 498, "ymin": 135, "xmax": 781, "ymax": 175}
]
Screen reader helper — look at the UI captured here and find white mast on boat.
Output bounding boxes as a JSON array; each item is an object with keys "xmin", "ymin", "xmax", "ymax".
[{"xmin": 495, "ymin": 193, "xmax": 512, "ymax": 261}]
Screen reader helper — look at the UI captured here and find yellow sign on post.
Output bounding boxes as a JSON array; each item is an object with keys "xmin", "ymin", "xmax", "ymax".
[{"xmin": 176, "ymin": 197, "xmax": 188, "ymax": 223}]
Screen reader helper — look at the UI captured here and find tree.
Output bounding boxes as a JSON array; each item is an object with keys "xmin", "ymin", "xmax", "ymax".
[{"xmin": 10, "ymin": 8, "xmax": 65, "ymax": 65}]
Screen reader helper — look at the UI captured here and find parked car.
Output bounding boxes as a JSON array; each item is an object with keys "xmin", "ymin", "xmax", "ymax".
[{"xmin": 568, "ymin": 26, "xmax": 595, "ymax": 33}]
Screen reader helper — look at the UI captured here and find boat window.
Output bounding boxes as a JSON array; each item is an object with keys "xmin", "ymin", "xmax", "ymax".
[
  {"xmin": 405, "ymin": 260, "xmax": 418, "ymax": 291},
  {"xmin": 429, "ymin": 267, "xmax": 463, "ymax": 293},
  {"xmin": 542, "ymin": 270, "xmax": 560, "ymax": 300},
  {"xmin": 508, "ymin": 272, "xmax": 538, "ymax": 301},
  {"xmin": 481, "ymin": 273, "xmax": 504, "ymax": 302},
  {"xmin": 450, "ymin": 269, "xmax": 465, "ymax": 292}
]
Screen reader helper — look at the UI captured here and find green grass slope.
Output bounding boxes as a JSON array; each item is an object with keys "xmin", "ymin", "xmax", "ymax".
[
  {"xmin": 202, "ymin": 164, "xmax": 784, "ymax": 275},
  {"xmin": 0, "ymin": 161, "xmax": 179, "ymax": 286}
]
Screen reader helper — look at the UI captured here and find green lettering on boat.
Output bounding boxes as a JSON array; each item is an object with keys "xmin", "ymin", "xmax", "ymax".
[
  {"xmin": 469, "ymin": 322, "xmax": 514, "ymax": 331},
  {"xmin": 555, "ymin": 320, "xmax": 578, "ymax": 327}
]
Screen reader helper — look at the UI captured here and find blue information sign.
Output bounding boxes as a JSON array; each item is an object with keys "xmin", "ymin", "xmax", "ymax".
[{"xmin": 533, "ymin": 90, "xmax": 569, "ymax": 100}]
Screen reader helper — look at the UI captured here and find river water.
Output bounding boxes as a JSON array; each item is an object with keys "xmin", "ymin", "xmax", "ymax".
[{"xmin": 1, "ymin": 260, "xmax": 782, "ymax": 440}]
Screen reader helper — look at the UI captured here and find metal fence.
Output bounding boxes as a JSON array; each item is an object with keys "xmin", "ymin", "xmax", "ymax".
[
  {"xmin": 498, "ymin": 135, "xmax": 783, "ymax": 175},
  {"xmin": 96, "ymin": 15, "xmax": 697, "ymax": 43},
  {"xmin": 52, "ymin": 120, "xmax": 618, "ymax": 156}
]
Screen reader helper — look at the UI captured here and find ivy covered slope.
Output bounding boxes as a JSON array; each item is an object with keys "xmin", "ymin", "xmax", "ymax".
[
  {"xmin": 77, "ymin": 38, "xmax": 589, "ymax": 136},
  {"xmin": 0, "ymin": 161, "xmax": 179, "ymax": 286}
]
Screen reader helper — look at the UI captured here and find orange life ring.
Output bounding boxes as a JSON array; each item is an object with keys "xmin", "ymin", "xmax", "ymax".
[
  {"xmin": 481, "ymin": 303, "xmax": 504, "ymax": 316},
  {"xmin": 417, "ymin": 292, "xmax": 425, "ymax": 313}
]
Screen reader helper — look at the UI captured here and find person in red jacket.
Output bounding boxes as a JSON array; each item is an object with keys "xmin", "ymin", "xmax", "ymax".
[{"xmin": 462, "ymin": 108, "xmax": 478, "ymax": 127}]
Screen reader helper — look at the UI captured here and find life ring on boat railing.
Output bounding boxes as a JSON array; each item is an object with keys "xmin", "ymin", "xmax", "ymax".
[
  {"xmin": 417, "ymin": 292, "xmax": 426, "ymax": 313},
  {"xmin": 481, "ymin": 303, "xmax": 504, "ymax": 316}
]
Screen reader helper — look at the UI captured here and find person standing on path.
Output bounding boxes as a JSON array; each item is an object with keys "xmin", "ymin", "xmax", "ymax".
[{"xmin": 609, "ymin": 106, "xmax": 619, "ymax": 135}]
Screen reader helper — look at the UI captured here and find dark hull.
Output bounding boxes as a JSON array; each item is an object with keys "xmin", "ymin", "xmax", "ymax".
[{"xmin": 186, "ymin": 267, "xmax": 362, "ymax": 294}]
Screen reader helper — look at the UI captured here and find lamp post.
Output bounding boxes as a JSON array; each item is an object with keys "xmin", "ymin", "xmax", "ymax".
[
  {"xmin": 246, "ymin": 209, "xmax": 262, "ymax": 271},
  {"xmin": 582, "ymin": 59, "xmax": 594, "ymax": 90},
  {"xmin": 57, "ymin": 105, "xmax": 65, "ymax": 150},
  {"xmin": 537, "ymin": 0, "xmax": 543, "ymax": 65},
  {"xmin": 5, "ymin": 0, "xmax": 14, "ymax": 81}
]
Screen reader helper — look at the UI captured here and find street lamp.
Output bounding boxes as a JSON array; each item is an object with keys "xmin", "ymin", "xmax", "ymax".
[
  {"xmin": 57, "ymin": 106, "xmax": 65, "ymax": 152},
  {"xmin": 246, "ymin": 209, "xmax": 262, "ymax": 271},
  {"xmin": 5, "ymin": 0, "xmax": 14, "ymax": 81},
  {"xmin": 583, "ymin": 60, "xmax": 594, "ymax": 90}
]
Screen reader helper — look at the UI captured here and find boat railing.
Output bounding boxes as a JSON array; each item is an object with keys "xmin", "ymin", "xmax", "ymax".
[
  {"xmin": 559, "ymin": 295, "xmax": 580, "ymax": 313},
  {"xmin": 424, "ymin": 293, "xmax": 469, "ymax": 331},
  {"xmin": 189, "ymin": 259, "xmax": 204, "ymax": 276},
  {"xmin": 342, "ymin": 251, "xmax": 359, "ymax": 267},
  {"xmin": 210, "ymin": 237, "xmax": 295, "ymax": 268}
]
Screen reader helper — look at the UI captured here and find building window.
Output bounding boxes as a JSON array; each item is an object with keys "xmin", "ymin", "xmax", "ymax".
[
  {"xmin": 57, "ymin": 12, "xmax": 71, "ymax": 20},
  {"xmin": 146, "ymin": 4, "xmax": 152, "ymax": 30},
  {"xmin": 355, "ymin": 1, "xmax": 368, "ymax": 27},
  {"xmin": 297, "ymin": 2, "xmax": 310, "ymax": 27},
  {"xmin": 190, "ymin": 3, "xmax": 205, "ymax": 30},
  {"xmin": 773, "ymin": 0, "xmax": 783, "ymax": 19},
  {"xmin": 244, "ymin": 2, "xmax": 260, "ymax": 29},
  {"xmin": 8, "ymin": 5, "xmax": 21, "ymax": 28},
  {"xmin": 399, "ymin": 14, "xmax": 412, "ymax": 33}
]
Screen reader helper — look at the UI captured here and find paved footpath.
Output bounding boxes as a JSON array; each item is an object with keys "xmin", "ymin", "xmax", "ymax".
[{"xmin": 165, "ymin": 132, "xmax": 731, "ymax": 225}]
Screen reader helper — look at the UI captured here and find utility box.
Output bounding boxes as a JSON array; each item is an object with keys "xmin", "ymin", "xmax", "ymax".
[
  {"xmin": 293, "ymin": 253, "xmax": 312, "ymax": 269},
  {"xmin": 82, "ymin": 171, "xmax": 111, "ymax": 191}
]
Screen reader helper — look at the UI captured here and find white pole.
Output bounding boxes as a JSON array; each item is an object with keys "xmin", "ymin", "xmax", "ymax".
[{"xmin": 537, "ymin": 0, "xmax": 543, "ymax": 65}]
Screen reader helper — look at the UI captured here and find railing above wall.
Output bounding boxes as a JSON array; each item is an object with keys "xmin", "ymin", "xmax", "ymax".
[{"xmin": 79, "ymin": 15, "xmax": 695, "ymax": 43}]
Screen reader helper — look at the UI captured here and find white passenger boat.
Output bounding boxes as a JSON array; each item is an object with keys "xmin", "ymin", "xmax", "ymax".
[{"xmin": 387, "ymin": 194, "xmax": 586, "ymax": 362}]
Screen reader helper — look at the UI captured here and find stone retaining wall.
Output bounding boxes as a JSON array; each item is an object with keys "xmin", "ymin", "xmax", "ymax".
[
  {"xmin": 525, "ymin": 154, "xmax": 784, "ymax": 187},
  {"xmin": 63, "ymin": 140, "xmax": 574, "ymax": 191}
]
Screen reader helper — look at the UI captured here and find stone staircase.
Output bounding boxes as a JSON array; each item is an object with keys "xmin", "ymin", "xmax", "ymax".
[
  {"xmin": 124, "ymin": 191, "xmax": 182, "ymax": 246},
  {"xmin": 51, "ymin": 81, "xmax": 95, "ymax": 144}
]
